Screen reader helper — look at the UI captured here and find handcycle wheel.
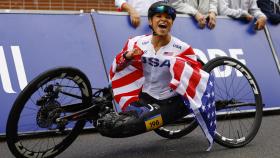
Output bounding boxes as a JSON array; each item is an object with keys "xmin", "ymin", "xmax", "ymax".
[
  {"xmin": 203, "ymin": 57, "xmax": 263, "ymax": 148},
  {"xmin": 154, "ymin": 115, "xmax": 198, "ymax": 139},
  {"xmin": 6, "ymin": 67, "xmax": 92, "ymax": 158}
]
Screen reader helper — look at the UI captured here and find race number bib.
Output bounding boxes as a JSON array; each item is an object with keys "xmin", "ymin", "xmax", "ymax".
[{"xmin": 145, "ymin": 114, "xmax": 163, "ymax": 131}]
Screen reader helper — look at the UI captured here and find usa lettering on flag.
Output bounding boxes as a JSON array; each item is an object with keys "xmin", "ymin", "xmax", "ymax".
[{"xmin": 110, "ymin": 52, "xmax": 216, "ymax": 150}]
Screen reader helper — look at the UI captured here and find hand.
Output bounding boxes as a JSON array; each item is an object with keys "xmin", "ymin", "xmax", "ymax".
[
  {"xmin": 207, "ymin": 12, "xmax": 216, "ymax": 29},
  {"xmin": 124, "ymin": 48, "xmax": 143, "ymax": 60},
  {"xmin": 241, "ymin": 13, "xmax": 254, "ymax": 21},
  {"xmin": 195, "ymin": 12, "xmax": 206, "ymax": 29},
  {"xmin": 255, "ymin": 17, "xmax": 266, "ymax": 30},
  {"xmin": 129, "ymin": 10, "xmax": 140, "ymax": 28}
]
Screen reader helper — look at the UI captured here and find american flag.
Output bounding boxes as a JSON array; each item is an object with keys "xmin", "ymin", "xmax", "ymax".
[
  {"xmin": 169, "ymin": 57, "xmax": 216, "ymax": 150},
  {"xmin": 110, "ymin": 51, "xmax": 216, "ymax": 150}
]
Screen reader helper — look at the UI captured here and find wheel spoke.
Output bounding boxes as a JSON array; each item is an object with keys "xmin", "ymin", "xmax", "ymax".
[
  {"xmin": 6, "ymin": 68, "xmax": 92, "ymax": 158},
  {"xmin": 202, "ymin": 57, "xmax": 262, "ymax": 148}
]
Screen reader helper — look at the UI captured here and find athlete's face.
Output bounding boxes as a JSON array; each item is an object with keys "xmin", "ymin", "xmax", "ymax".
[{"xmin": 149, "ymin": 13, "xmax": 173, "ymax": 36}]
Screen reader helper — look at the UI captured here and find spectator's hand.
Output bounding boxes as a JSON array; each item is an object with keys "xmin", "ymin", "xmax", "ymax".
[
  {"xmin": 255, "ymin": 17, "xmax": 266, "ymax": 30},
  {"xmin": 195, "ymin": 12, "xmax": 206, "ymax": 29},
  {"xmin": 129, "ymin": 10, "xmax": 140, "ymax": 28},
  {"xmin": 242, "ymin": 13, "xmax": 254, "ymax": 21},
  {"xmin": 207, "ymin": 12, "xmax": 216, "ymax": 29}
]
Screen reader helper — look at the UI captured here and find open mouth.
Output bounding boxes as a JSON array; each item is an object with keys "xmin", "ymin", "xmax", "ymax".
[{"xmin": 158, "ymin": 23, "xmax": 167, "ymax": 29}]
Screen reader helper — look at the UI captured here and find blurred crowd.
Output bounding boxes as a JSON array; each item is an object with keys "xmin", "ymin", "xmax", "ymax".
[{"xmin": 115, "ymin": 0, "xmax": 280, "ymax": 29}]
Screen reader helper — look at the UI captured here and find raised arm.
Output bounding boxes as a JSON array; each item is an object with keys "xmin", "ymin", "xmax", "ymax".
[{"xmin": 113, "ymin": 37, "xmax": 144, "ymax": 72}]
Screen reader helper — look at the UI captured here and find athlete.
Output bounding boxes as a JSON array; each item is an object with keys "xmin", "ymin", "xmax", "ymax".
[{"xmin": 96, "ymin": 1, "xmax": 202, "ymax": 138}]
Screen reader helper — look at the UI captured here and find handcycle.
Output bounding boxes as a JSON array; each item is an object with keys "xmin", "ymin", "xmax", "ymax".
[{"xmin": 6, "ymin": 56, "xmax": 263, "ymax": 158}]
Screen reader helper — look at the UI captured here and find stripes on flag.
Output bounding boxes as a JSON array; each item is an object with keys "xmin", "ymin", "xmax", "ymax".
[{"xmin": 169, "ymin": 57, "xmax": 216, "ymax": 151}]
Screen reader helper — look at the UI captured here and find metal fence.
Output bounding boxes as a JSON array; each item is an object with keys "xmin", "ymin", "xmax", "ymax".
[{"xmin": 0, "ymin": 0, "xmax": 115, "ymax": 12}]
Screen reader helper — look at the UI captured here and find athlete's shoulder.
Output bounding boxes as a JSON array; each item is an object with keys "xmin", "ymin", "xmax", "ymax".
[
  {"xmin": 128, "ymin": 34, "xmax": 151, "ymax": 43},
  {"xmin": 171, "ymin": 36, "xmax": 196, "ymax": 57},
  {"xmin": 126, "ymin": 34, "xmax": 151, "ymax": 49},
  {"xmin": 171, "ymin": 36, "xmax": 191, "ymax": 51}
]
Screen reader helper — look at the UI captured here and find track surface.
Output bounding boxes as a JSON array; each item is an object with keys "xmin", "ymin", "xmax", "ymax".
[{"xmin": 1, "ymin": 115, "xmax": 280, "ymax": 158}]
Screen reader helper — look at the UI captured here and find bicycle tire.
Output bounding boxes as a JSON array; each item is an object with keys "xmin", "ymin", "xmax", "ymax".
[
  {"xmin": 203, "ymin": 56, "xmax": 263, "ymax": 148},
  {"xmin": 154, "ymin": 117, "xmax": 198, "ymax": 139},
  {"xmin": 6, "ymin": 67, "xmax": 92, "ymax": 158}
]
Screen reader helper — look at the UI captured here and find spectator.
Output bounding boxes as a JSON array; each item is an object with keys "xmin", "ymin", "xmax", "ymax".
[
  {"xmin": 218, "ymin": 0, "xmax": 267, "ymax": 30},
  {"xmin": 168, "ymin": 0, "xmax": 218, "ymax": 29},
  {"xmin": 115, "ymin": 0, "xmax": 160, "ymax": 27},
  {"xmin": 257, "ymin": 0, "xmax": 280, "ymax": 24}
]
